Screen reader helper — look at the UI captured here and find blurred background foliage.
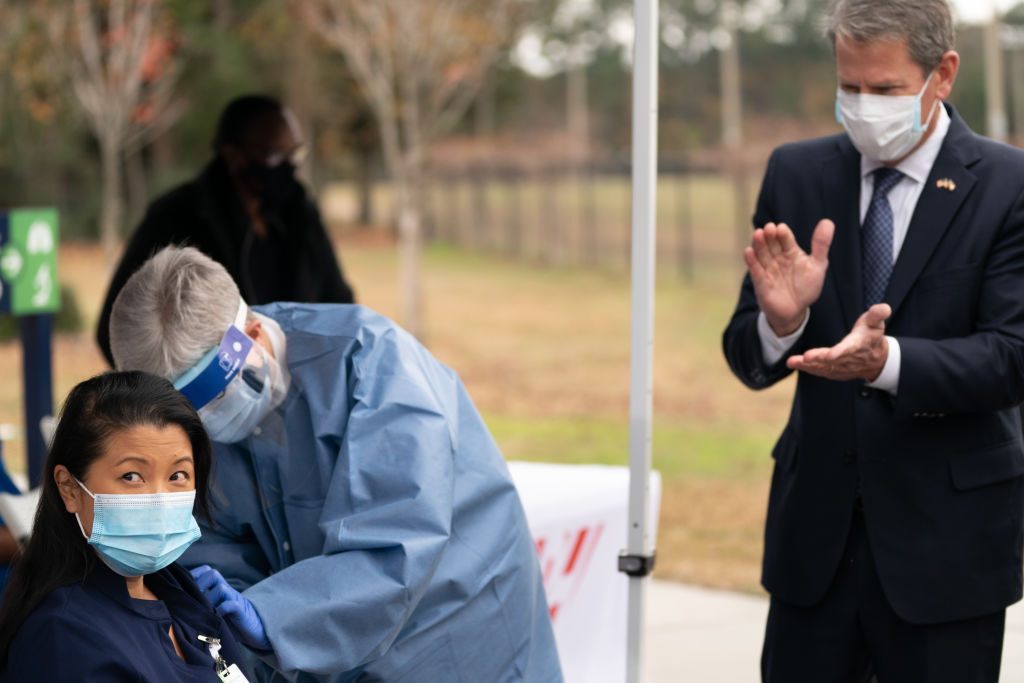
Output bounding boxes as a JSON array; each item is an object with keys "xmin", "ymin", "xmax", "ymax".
[{"xmin": 0, "ymin": 0, "xmax": 1017, "ymax": 243}]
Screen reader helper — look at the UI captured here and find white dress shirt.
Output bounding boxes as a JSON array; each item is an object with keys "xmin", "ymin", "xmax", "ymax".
[{"xmin": 757, "ymin": 103, "xmax": 952, "ymax": 395}]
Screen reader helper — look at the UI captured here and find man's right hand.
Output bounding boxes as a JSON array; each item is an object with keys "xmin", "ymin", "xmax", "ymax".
[{"xmin": 744, "ymin": 219, "xmax": 834, "ymax": 336}]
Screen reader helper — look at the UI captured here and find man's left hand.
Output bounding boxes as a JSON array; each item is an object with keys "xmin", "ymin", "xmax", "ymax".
[{"xmin": 786, "ymin": 304, "xmax": 891, "ymax": 381}]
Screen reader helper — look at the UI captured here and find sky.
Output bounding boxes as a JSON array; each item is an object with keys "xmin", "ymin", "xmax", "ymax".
[
  {"xmin": 950, "ymin": 0, "xmax": 1019, "ymax": 24},
  {"xmin": 512, "ymin": 0, "xmax": 1022, "ymax": 77}
]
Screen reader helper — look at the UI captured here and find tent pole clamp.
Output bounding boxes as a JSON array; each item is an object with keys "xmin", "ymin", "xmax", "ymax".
[{"xmin": 618, "ymin": 549, "xmax": 657, "ymax": 577}]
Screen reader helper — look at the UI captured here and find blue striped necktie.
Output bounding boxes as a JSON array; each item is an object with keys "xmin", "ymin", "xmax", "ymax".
[{"xmin": 862, "ymin": 167, "xmax": 904, "ymax": 307}]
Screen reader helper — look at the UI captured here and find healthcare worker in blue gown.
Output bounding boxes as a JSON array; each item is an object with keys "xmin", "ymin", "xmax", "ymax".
[
  {"xmin": 108, "ymin": 246, "xmax": 563, "ymax": 682},
  {"xmin": 0, "ymin": 371, "xmax": 252, "ymax": 682}
]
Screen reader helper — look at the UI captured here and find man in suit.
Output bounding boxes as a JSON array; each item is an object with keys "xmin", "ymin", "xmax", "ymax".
[{"xmin": 722, "ymin": 1, "xmax": 1024, "ymax": 680}]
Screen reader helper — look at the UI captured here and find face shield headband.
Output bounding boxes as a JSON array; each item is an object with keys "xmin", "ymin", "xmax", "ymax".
[{"xmin": 172, "ymin": 299, "xmax": 253, "ymax": 411}]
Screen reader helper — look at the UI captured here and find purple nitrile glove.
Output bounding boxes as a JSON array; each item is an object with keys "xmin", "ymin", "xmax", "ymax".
[{"xmin": 191, "ymin": 564, "xmax": 271, "ymax": 651}]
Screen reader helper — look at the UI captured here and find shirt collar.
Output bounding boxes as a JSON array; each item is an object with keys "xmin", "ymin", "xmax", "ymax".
[
  {"xmin": 860, "ymin": 102, "xmax": 951, "ymax": 185},
  {"xmin": 85, "ymin": 559, "xmax": 224, "ymax": 629}
]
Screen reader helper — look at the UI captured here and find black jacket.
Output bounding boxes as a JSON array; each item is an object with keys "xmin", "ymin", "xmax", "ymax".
[
  {"xmin": 723, "ymin": 105, "xmax": 1024, "ymax": 624},
  {"xmin": 96, "ymin": 157, "xmax": 354, "ymax": 366}
]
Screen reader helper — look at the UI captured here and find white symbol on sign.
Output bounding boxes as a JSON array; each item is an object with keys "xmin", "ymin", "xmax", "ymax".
[
  {"xmin": 0, "ymin": 247, "xmax": 23, "ymax": 280},
  {"xmin": 32, "ymin": 263, "xmax": 52, "ymax": 308},
  {"xmin": 27, "ymin": 221, "xmax": 54, "ymax": 254}
]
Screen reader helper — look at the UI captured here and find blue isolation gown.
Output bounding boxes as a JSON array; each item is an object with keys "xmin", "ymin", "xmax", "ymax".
[{"xmin": 181, "ymin": 303, "xmax": 562, "ymax": 682}]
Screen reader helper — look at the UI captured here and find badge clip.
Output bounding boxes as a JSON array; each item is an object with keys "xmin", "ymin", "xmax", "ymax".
[
  {"xmin": 198, "ymin": 634, "xmax": 251, "ymax": 682},
  {"xmin": 198, "ymin": 634, "xmax": 228, "ymax": 673}
]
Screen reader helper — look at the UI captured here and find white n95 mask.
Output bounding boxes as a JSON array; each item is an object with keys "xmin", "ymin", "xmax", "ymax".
[{"xmin": 835, "ymin": 71, "xmax": 937, "ymax": 162}]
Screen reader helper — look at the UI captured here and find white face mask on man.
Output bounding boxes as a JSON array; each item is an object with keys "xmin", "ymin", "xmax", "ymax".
[{"xmin": 835, "ymin": 70, "xmax": 937, "ymax": 162}]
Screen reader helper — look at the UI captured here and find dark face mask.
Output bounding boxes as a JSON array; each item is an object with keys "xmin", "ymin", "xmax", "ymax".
[{"xmin": 238, "ymin": 161, "xmax": 298, "ymax": 213}]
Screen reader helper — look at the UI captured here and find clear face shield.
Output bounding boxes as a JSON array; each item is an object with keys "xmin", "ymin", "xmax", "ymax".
[{"xmin": 173, "ymin": 300, "xmax": 288, "ymax": 443}]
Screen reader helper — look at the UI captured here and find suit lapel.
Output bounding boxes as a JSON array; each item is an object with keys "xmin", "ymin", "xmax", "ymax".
[
  {"xmin": 885, "ymin": 109, "xmax": 980, "ymax": 318},
  {"xmin": 820, "ymin": 141, "xmax": 864, "ymax": 330}
]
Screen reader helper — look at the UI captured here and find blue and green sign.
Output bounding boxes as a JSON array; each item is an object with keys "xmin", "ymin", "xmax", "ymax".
[{"xmin": 0, "ymin": 208, "xmax": 60, "ymax": 315}]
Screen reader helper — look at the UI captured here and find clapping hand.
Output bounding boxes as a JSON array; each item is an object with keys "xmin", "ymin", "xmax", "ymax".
[
  {"xmin": 745, "ymin": 219, "xmax": 834, "ymax": 336},
  {"xmin": 787, "ymin": 304, "xmax": 891, "ymax": 382}
]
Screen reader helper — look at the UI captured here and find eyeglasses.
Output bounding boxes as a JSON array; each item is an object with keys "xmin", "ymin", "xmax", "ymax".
[{"xmin": 263, "ymin": 143, "xmax": 307, "ymax": 168}]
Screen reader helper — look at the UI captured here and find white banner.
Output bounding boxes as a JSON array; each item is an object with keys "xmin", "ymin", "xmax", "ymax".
[{"xmin": 508, "ymin": 462, "xmax": 662, "ymax": 683}]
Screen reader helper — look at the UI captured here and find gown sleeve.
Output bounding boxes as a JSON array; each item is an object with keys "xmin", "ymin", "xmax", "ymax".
[{"xmin": 240, "ymin": 326, "xmax": 458, "ymax": 677}]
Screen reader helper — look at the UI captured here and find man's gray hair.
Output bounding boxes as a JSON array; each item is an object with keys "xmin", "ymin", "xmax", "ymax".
[
  {"xmin": 823, "ymin": 0, "xmax": 954, "ymax": 75},
  {"xmin": 110, "ymin": 246, "xmax": 242, "ymax": 380}
]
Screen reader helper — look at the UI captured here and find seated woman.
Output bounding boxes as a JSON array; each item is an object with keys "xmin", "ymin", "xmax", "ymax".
[{"xmin": 0, "ymin": 371, "xmax": 252, "ymax": 682}]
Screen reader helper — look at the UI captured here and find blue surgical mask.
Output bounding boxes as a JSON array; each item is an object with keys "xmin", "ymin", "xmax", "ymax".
[{"xmin": 75, "ymin": 478, "xmax": 201, "ymax": 577}]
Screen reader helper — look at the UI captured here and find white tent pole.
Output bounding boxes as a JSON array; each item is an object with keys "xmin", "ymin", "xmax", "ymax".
[{"xmin": 622, "ymin": 1, "xmax": 659, "ymax": 682}]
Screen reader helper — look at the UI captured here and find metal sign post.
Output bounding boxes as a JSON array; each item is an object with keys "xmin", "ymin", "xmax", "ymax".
[
  {"xmin": 0, "ymin": 208, "xmax": 60, "ymax": 488},
  {"xmin": 619, "ymin": 2, "xmax": 659, "ymax": 682}
]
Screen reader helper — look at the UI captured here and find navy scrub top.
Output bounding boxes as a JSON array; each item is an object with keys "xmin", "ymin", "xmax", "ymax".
[{"xmin": 2, "ymin": 561, "xmax": 250, "ymax": 682}]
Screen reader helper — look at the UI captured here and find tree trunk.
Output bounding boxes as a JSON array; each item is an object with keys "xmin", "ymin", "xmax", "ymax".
[
  {"xmin": 124, "ymin": 148, "xmax": 148, "ymax": 230},
  {"xmin": 567, "ymin": 57, "xmax": 589, "ymax": 163},
  {"xmin": 719, "ymin": 1, "xmax": 746, "ymax": 266},
  {"xmin": 397, "ymin": 175, "xmax": 423, "ymax": 341},
  {"xmin": 0, "ymin": 79, "xmax": 6, "ymax": 146},
  {"xmin": 100, "ymin": 137, "xmax": 124, "ymax": 266},
  {"xmin": 285, "ymin": 27, "xmax": 318, "ymax": 188},
  {"xmin": 397, "ymin": 57, "xmax": 425, "ymax": 340},
  {"xmin": 474, "ymin": 66, "xmax": 495, "ymax": 139},
  {"xmin": 356, "ymin": 145, "xmax": 374, "ymax": 227},
  {"xmin": 213, "ymin": 0, "xmax": 232, "ymax": 30},
  {"xmin": 1013, "ymin": 47, "xmax": 1024, "ymax": 144},
  {"xmin": 151, "ymin": 129, "xmax": 176, "ymax": 175},
  {"xmin": 984, "ymin": 14, "xmax": 1008, "ymax": 142},
  {"xmin": 567, "ymin": 56, "xmax": 589, "ymax": 261}
]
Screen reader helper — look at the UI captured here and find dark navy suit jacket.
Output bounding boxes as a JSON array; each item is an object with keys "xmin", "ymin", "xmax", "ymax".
[{"xmin": 723, "ymin": 104, "xmax": 1024, "ymax": 624}]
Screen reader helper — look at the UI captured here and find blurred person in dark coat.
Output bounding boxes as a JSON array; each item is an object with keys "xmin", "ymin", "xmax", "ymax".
[{"xmin": 96, "ymin": 94, "xmax": 354, "ymax": 367}]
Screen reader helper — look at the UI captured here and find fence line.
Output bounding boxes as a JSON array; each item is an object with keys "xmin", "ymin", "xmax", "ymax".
[
  {"xmin": 324, "ymin": 165, "xmax": 759, "ymax": 280},
  {"xmin": 421, "ymin": 165, "xmax": 754, "ymax": 279}
]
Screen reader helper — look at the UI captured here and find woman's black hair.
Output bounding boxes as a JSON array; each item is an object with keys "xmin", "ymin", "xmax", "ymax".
[
  {"xmin": 0, "ymin": 371, "xmax": 213, "ymax": 660},
  {"xmin": 212, "ymin": 94, "xmax": 284, "ymax": 151}
]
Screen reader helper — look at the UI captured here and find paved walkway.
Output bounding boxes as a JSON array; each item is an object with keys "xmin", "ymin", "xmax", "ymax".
[{"xmin": 646, "ymin": 580, "xmax": 1024, "ymax": 681}]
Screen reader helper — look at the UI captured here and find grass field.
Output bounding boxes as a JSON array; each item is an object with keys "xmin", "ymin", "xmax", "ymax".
[{"xmin": 0, "ymin": 216, "xmax": 795, "ymax": 594}]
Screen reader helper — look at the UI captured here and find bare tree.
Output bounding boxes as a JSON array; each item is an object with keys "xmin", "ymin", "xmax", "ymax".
[
  {"xmin": 521, "ymin": 0, "xmax": 608, "ymax": 163},
  {"xmin": 296, "ymin": 0, "xmax": 524, "ymax": 338},
  {"xmin": 122, "ymin": 18, "xmax": 188, "ymax": 225},
  {"xmin": 49, "ymin": 0, "xmax": 182, "ymax": 263},
  {"xmin": 0, "ymin": 0, "xmax": 18, "ymax": 137}
]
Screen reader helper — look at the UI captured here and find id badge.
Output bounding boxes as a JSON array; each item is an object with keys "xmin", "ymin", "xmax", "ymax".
[{"xmin": 218, "ymin": 663, "xmax": 249, "ymax": 682}]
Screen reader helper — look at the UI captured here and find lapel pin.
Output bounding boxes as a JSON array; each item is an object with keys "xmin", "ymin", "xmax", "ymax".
[{"xmin": 936, "ymin": 178, "xmax": 956, "ymax": 192}]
